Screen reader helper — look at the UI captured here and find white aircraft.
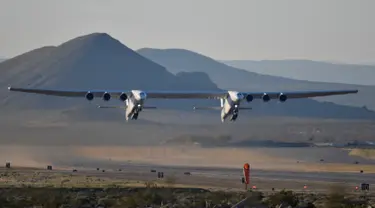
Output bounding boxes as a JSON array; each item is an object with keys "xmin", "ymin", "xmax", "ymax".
[{"xmin": 7, "ymin": 86, "xmax": 358, "ymax": 122}]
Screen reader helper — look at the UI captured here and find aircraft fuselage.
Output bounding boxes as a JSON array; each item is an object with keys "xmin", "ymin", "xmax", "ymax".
[
  {"xmin": 124, "ymin": 90, "xmax": 244, "ymax": 122},
  {"xmin": 125, "ymin": 90, "xmax": 147, "ymax": 120},
  {"xmin": 220, "ymin": 91, "xmax": 244, "ymax": 122}
]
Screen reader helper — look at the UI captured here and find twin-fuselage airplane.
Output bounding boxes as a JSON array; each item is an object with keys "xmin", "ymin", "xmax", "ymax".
[{"xmin": 8, "ymin": 86, "xmax": 358, "ymax": 122}]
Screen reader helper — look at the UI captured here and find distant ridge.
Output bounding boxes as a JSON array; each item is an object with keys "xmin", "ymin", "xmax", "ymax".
[
  {"xmin": 137, "ymin": 48, "xmax": 375, "ymax": 111},
  {"xmin": 0, "ymin": 33, "xmax": 218, "ymax": 113},
  {"xmin": 137, "ymin": 48, "xmax": 375, "ymax": 120},
  {"xmin": 222, "ymin": 59, "xmax": 375, "ymax": 86},
  {"xmin": 0, "ymin": 33, "xmax": 373, "ymax": 120}
]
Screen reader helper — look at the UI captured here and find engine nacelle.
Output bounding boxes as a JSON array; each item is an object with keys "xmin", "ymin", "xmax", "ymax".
[
  {"xmin": 262, "ymin": 93, "xmax": 270, "ymax": 102},
  {"xmin": 85, "ymin": 92, "xmax": 94, "ymax": 101},
  {"xmin": 119, "ymin": 93, "xmax": 128, "ymax": 101},
  {"xmin": 102, "ymin": 92, "xmax": 111, "ymax": 101},
  {"xmin": 246, "ymin": 94, "xmax": 253, "ymax": 102},
  {"xmin": 278, "ymin": 93, "xmax": 287, "ymax": 102}
]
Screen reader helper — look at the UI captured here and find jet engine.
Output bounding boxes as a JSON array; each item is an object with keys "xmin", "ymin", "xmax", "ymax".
[
  {"xmin": 278, "ymin": 93, "xmax": 287, "ymax": 102},
  {"xmin": 119, "ymin": 93, "xmax": 128, "ymax": 101},
  {"xmin": 102, "ymin": 92, "xmax": 111, "ymax": 101},
  {"xmin": 85, "ymin": 92, "xmax": 94, "ymax": 101},
  {"xmin": 262, "ymin": 93, "xmax": 270, "ymax": 102},
  {"xmin": 246, "ymin": 94, "xmax": 253, "ymax": 102}
]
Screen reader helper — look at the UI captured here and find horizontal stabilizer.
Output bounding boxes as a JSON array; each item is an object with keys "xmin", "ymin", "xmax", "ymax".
[
  {"xmin": 97, "ymin": 105, "xmax": 125, "ymax": 109},
  {"xmin": 193, "ymin": 106, "xmax": 252, "ymax": 110},
  {"xmin": 97, "ymin": 105, "xmax": 157, "ymax": 109},
  {"xmin": 193, "ymin": 106, "xmax": 222, "ymax": 110},
  {"xmin": 143, "ymin": 106, "xmax": 157, "ymax": 109},
  {"xmin": 239, "ymin": 107, "xmax": 252, "ymax": 110}
]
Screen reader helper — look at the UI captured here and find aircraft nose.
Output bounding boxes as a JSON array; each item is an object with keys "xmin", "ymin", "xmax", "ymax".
[
  {"xmin": 236, "ymin": 92, "xmax": 244, "ymax": 100},
  {"xmin": 139, "ymin": 92, "xmax": 147, "ymax": 99}
]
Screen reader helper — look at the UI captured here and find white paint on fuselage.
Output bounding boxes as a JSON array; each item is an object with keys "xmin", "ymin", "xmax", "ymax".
[
  {"xmin": 125, "ymin": 90, "xmax": 147, "ymax": 120},
  {"xmin": 220, "ymin": 91, "xmax": 244, "ymax": 122},
  {"xmin": 124, "ymin": 90, "xmax": 245, "ymax": 122}
]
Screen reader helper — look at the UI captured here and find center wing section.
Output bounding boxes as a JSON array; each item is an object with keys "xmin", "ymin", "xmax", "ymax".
[{"xmin": 145, "ymin": 90, "xmax": 227, "ymax": 99}]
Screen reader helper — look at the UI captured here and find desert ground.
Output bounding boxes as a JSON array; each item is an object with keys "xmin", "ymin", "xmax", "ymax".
[{"xmin": 0, "ymin": 109, "xmax": 375, "ymax": 193}]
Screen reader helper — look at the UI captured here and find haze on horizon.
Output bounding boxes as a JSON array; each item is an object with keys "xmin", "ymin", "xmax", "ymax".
[{"xmin": 0, "ymin": 0, "xmax": 374, "ymax": 64}]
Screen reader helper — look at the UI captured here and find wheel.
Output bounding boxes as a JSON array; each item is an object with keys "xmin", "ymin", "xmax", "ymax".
[
  {"xmin": 230, "ymin": 114, "xmax": 238, "ymax": 121},
  {"xmin": 132, "ymin": 113, "xmax": 139, "ymax": 120}
]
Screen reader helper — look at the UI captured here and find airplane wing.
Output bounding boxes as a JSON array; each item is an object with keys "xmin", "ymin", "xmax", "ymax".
[
  {"xmin": 145, "ymin": 90, "xmax": 227, "ymax": 99},
  {"xmin": 8, "ymin": 86, "xmax": 358, "ymax": 100},
  {"xmin": 243, "ymin": 89, "xmax": 359, "ymax": 99},
  {"xmin": 7, "ymin": 87, "xmax": 127, "ymax": 98},
  {"xmin": 7, "ymin": 87, "xmax": 227, "ymax": 99}
]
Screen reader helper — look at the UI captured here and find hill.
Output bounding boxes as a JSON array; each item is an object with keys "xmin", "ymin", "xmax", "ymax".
[
  {"xmin": 0, "ymin": 33, "xmax": 218, "ymax": 114},
  {"xmin": 0, "ymin": 33, "xmax": 374, "ymax": 121},
  {"xmin": 137, "ymin": 48, "xmax": 375, "ymax": 111},
  {"xmin": 222, "ymin": 59, "xmax": 375, "ymax": 86}
]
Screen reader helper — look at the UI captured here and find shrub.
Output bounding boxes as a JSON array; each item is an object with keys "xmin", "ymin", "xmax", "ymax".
[{"xmin": 266, "ymin": 189, "xmax": 299, "ymax": 207}]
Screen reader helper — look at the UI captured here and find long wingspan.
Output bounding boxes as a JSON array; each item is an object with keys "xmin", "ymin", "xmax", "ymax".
[{"xmin": 7, "ymin": 86, "xmax": 358, "ymax": 100}]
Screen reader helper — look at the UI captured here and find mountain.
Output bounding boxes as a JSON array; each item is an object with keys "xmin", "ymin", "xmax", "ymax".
[
  {"xmin": 222, "ymin": 60, "xmax": 375, "ymax": 86},
  {"xmin": 0, "ymin": 33, "xmax": 374, "ymax": 121},
  {"xmin": 137, "ymin": 48, "xmax": 375, "ymax": 111},
  {"xmin": 0, "ymin": 59, "xmax": 5, "ymax": 63},
  {"xmin": 0, "ymin": 33, "xmax": 218, "ymax": 113}
]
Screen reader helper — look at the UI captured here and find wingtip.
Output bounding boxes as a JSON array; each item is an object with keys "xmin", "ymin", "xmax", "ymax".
[{"xmin": 7, "ymin": 86, "xmax": 11, "ymax": 91}]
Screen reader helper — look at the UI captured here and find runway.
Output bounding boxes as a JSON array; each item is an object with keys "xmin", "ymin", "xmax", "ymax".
[
  {"xmin": 72, "ymin": 162, "xmax": 375, "ymax": 183},
  {"xmin": 0, "ymin": 144, "xmax": 374, "ymax": 192},
  {"xmin": 13, "ymin": 161, "xmax": 370, "ymax": 193}
]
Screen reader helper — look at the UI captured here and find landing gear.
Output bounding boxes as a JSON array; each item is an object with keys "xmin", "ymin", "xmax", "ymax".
[
  {"xmin": 131, "ymin": 113, "xmax": 139, "ymax": 120},
  {"xmin": 230, "ymin": 107, "xmax": 239, "ymax": 121},
  {"xmin": 230, "ymin": 114, "xmax": 238, "ymax": 121},
  {"xmin": 131, "ymin": 106, "xmax": 142, "ymax": 120}
]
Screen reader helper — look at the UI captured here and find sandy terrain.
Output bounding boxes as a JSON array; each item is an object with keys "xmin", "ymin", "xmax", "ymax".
[
  {"xmin": 349, "ymin": 149, "xmax": 375, "ymax": 160},
  {"xmin": 0, "ymin": 162, "xmax": 373, "ymax": 193},
  {"xmin": 1, "ymin": 145, "xmax": 375, "ymax": 174},
  {"xmin": 0, "ymin": 109, "xmax": 374, "ymax": 193}
]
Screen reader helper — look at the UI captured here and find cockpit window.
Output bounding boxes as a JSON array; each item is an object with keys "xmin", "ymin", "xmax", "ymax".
[
  {"xmin": 139, "ymin": 92, "xmax": 146, "ymax": 98},
  {"xmin": 236, "ymin": 92, "xmax": 244, "ymax": 99}
]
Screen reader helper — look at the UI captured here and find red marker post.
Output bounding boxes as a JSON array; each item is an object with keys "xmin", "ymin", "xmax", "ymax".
[{"xmin": 243, "ymin": 163, "xmax": 250, "ymax": 190}]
